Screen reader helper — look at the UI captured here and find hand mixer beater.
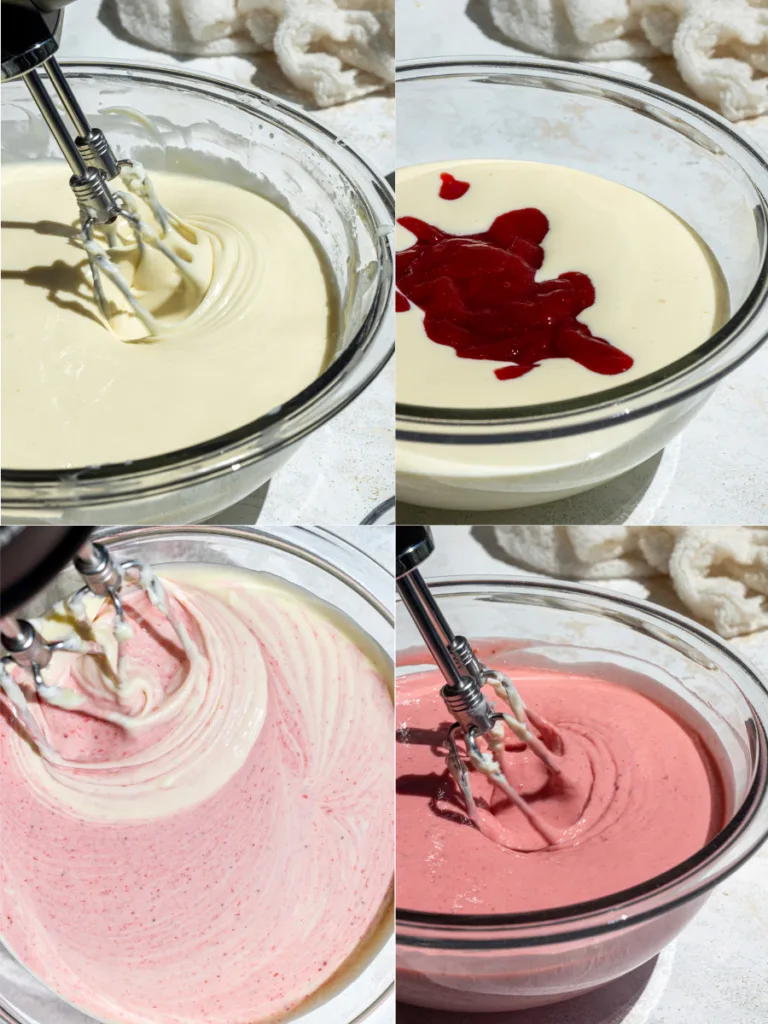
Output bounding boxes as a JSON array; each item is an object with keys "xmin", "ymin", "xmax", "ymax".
[
  {"xmin": 1, "ymin": 0, "xmax": 199, "ymax": 334},
  {"xmin": 396, "ymin": 527, "xmax": 565, "ymax": 845},
  {"xmin": 0, "ymin": 526, "xmax": 191, "ymax": 748}
]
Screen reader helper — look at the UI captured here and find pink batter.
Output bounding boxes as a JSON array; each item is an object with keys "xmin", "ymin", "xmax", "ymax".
[
  {"xmin": 397, "ymin": 640, "xmax": 725, "ymax": 915},
  {"xmin": 0, "ymin": 565, "xmax": 393, "ymax": 1024}
]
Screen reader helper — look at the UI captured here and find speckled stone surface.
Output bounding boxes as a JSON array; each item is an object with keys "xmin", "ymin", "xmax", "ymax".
[
  {"xmin": 59, "ymin": 3, "xmax": 394, "ymax": 527},
  {"xmin": 396, "ymin": 0, "xmax": 768, "ymax": 526},
  {"xmin": 396, "ymin": 525, "xmax": 768, "ymax": 1023},
  {"xmin": 339, "ymin": 523, "xmax": 394, "ymax": 569}
]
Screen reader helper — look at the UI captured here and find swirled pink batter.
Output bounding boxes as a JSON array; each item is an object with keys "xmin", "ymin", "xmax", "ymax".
[
  {"xmin": 397, "ymin": 640, "xmax": 724, "ymax": 914},
  {"xmin": 0, "ymin": 565, "xmax": 393, "ymax": 1024}
]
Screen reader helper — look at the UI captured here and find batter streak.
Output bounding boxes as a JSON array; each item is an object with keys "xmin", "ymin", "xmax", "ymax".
[
  {"xmin": 0, "ymin": 565, "xmax": 393, "ymax": 1024},
  {"xmin": 2, "ymin": 162, "xmax": 333, "ymax": 469}
]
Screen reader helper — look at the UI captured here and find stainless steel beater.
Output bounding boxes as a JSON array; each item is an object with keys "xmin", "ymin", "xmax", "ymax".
[
  {"xmin": 396, "ymin": 527, "xmax": 563, "ymax": 832},
  {"xmin": 0, "ymin": 527, "xmax": 187, "ymax": 723},
  {"xmin": 1, "ymin": 0, "xmax": 197, "ymax": 333}
]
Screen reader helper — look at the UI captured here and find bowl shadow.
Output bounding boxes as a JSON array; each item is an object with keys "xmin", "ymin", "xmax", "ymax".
[{"xmin": 204, "ymin": 482, "xmax": 271, "ymax": 525}]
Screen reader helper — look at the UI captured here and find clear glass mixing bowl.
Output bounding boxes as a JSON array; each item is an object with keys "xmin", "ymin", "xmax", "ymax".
[
  {"xmin": 395, "ymin": 577, "xmax": 768, "ymax": 1012},
  {"xmin": 0, "ymin": 526, "xmax": 394, "ymax": 1024},
  {"xmin": 361, "ymin": 496, "xmax": 396, "ymax": 525},
  {"xmin": 396, "ymin": 58, "xmax": 768, "ymax": 511},
  {"xmin": 1, "ymin": 63, "xmax": 394, "ymax": 524}
]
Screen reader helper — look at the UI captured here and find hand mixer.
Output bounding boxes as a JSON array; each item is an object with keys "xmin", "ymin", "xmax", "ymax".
[
  {"xmin": 396, "ymin": 526, "xmax": 564, "ymax": 842},
  {"xmin": 0, "ymin": 526, "xmax": 189, "ymax": 745},
  {"xmin": 1, "ymin": 0, "xmax": 198, "ymax": 334}
]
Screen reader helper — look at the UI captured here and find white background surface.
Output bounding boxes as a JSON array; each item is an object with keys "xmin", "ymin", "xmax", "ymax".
[
  {"xmin": 396, "ymin": 0, "xmax": 768, "ymax": 526},
  {"xmin": 60, "ymin": 1, "xmax": 395, "ymax": 527},
  {"xmin": 396, "ymin": 525, "xmax": 768, "ymax": 1023}
]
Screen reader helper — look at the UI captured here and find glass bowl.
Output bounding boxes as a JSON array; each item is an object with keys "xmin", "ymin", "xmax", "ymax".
[
  {"xmin": 395, "ymin": 577, "xmax": 768, "ymax": 1012},
  {"xmin": 1, "ymin": 62, "xmax": 394, "ymax": 525},
  {"xmin": 396, "ymin": 58, "xmax": 768, "ymax": 511},
  {"xmin": 361, "ymin": 496, "xmax": 397, "ymax": 525},
  {"xmin": 0, "ymin": 526, "xmax": 394, "ymax": 1024}
]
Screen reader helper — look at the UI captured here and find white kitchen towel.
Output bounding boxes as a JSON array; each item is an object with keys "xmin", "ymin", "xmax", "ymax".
[
  {"xmin": 489, "ymin": 0, "xmax": 768, "ymax": 120},
  {"xmin": 113, "ymin": 0, "xmax": 394, "ymax": 107},
  {"xmin": 493, "ymin": 526, "xmax": 768, "ymax": 638}
]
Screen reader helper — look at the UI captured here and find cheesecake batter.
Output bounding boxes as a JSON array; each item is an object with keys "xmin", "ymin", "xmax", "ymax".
[
  {"xmin": 397, "ymin": 160, "xmax": 728, "ymax": 409},
  {"xmin": 0, "ymin": 565, "xmax": 393, "ymax": 1023},
  {"xmin": 397, "ymin": 644, "xmax": 724, "ymax": 914},
  {"xmin": 2, "ymin": 162, "xmax": 333, "ymax": 469}
]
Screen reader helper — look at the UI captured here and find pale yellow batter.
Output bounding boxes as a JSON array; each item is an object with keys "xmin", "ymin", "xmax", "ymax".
[
  {"xmin": 397, "ymin": 160, "xmax": 728, "ymax": 409},
  {"xmin": 2, "ymin": 162, "xmax": 333, "ymax": 469}
]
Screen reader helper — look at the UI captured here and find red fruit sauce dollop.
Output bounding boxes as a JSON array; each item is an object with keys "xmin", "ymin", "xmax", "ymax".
[{"xmin": 396, "ymin": 176, "xmax": 634, "ymax": 381}]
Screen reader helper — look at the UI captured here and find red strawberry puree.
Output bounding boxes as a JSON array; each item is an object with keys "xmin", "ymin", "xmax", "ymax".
[
  {"xmin": 0, "ymin": 566, "xmax": 393, "ymax": 1024},
  {"xmin": 395, "ymin": 179, "xmax": 635, "ymax": 380},
  {"xmin": 397, "ymin": 644, "xmax": 724, "ymax": 917}
]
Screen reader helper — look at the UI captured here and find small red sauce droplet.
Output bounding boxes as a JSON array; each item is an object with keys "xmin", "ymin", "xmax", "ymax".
[
  {"xmin": 439, "ymin": 172, "xmax": 470, "ymax": 200},
  {"xmin": 395, "ymin": 207, "xmax": 634, "ymax": 380},
  {"xmin": 396, "ymin": 291, "xmax": 411, "ymax": 312}
]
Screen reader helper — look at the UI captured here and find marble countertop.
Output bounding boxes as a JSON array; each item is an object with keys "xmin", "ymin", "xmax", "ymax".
[
  {"xmin": 396, "ymin": 525, "xmax": 768, "ymax": 1024},
  {"xmin": 396, "ymin": 0, "xmax": 768, "ymax": 527},
  {"xmin": 60, "ymin": 1, "xmax": 395, "ymax": 527}
]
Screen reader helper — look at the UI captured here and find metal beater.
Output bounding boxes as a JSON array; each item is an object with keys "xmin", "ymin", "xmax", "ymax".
[
  {"xmin": 1, "ymin": 0, "xmax": 198, "ymax": 334},
  {"xmin": 0, "ymin": 527, "xmax": 190, "ymax": 743},
  {"xmin": 396, "ymin": 527, "xmax": 564, "ymax": 839}
]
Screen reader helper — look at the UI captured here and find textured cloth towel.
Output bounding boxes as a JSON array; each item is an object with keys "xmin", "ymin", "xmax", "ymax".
[
  {"xmin": 493, "ymin": 526, "xmax": 768, "ymax": 638},
  {"xmin": 113, "ymin": 0, "xmax": 394, "ymax": 107},
  {"xmin": 489, "ymin": 0, "xmax": 768, "ymax": 120}
]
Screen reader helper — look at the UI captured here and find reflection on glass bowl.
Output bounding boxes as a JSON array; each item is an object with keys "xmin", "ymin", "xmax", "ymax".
[
  {"xmin": 1, "ymin": 63, "xmax": 394, "ymax": 525},
  {"xmin": 396, "ymin": 577, "xmax": 768, "ymax": 1012},
  {"xmin": 396, "ymin": 58, "xmax": 768, "ymax": 511}
]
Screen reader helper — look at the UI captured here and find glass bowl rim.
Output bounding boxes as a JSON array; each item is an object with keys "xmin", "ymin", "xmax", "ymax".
[
  {"xmin": 96, "ymin": 524, "xmax": 395, "ymax": 620},
  {"xmin": 395, "ymin": 56, "xmax": 768, "ymax": 444},
  {"xmin": 361, "ymin": 496, "xmax": 397, "ymax": 525},
  {"xmin": 2, "ymin": 60, "xmax": 394, "ymax": 492},
  {"xmin": 395, "ymin": 575, "xmax": 768, "ymax": 946}
]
